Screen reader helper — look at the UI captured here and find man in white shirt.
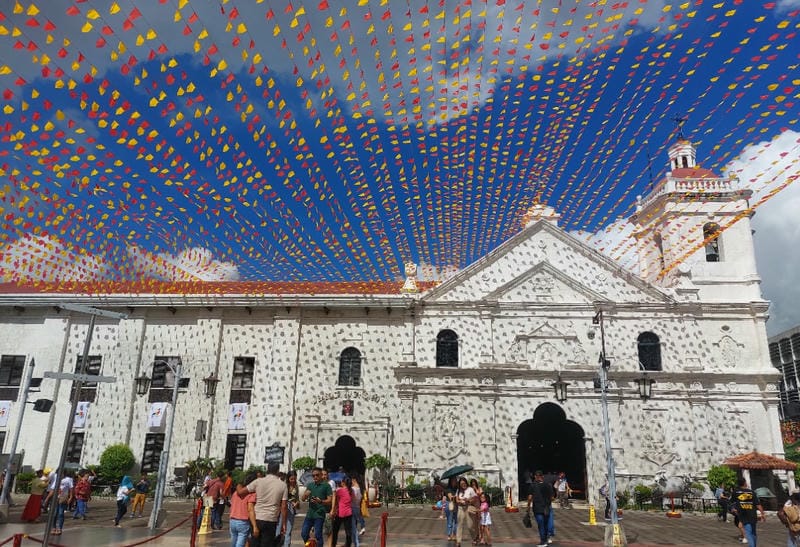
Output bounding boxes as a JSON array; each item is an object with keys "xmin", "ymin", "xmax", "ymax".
[{"xmin": 237, "ymin": 462, "xmax": 287, "ymax": 547}]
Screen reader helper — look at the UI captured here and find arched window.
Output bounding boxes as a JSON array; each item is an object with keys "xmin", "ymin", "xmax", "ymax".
[
  {"xmin": 436, "ymin": 330, "xmax": 459, "ymax": 367},
  {"xmin": 338, "ymin": 347, "xmax": 361, "ymax": 386},
  {"xmin": 638, "ymin": 332, "xmax": 662, "ymax": 372},
  {"xmin": 703, "ymin": 222, "xmax": 721, "ymax": 262}
]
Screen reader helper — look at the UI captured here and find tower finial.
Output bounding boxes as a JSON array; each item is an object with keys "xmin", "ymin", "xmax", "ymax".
[{"xmin": 672, "ymin": 115, "xmax": 688, "ymax": 139}]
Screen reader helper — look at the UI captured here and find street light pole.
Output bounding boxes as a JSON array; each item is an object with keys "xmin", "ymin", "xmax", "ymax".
[
  {"xmin": 0, "ymin": 356, "xmax": 35, "ymax": 521},
  {"xmin": 594, "ymin": 309, "xmax": 626, "ymax": 547},
  {"xmin": 42, "ymin": 311, "xmax": 97, "ymax": 547},
  {"xmin": 148, "ymin": 360, "xmax": 182, "ymax": 531}
]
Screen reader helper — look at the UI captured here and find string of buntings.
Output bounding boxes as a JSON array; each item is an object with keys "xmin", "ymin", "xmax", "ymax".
[{"xmin": 0, "ymin": 0, "xmax": 798, "ymax": 288}]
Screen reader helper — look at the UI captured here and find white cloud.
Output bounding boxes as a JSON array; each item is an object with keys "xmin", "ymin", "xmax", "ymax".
[
  {"xmin": 777, "ymin": 0, "xmax": 800, "ymax": 11},
  {"xmin": 0, "ymin": 235, "xmax": 240, "ymax": 283},
  {"xmin": 726, "ymin": 130, "xmax": 800, "ymax": 335},
  {"xmin": 571, "ymin": 218, "xmax": 639, "ymax": 274},
  {"xmin": 0, "ymin": 234, "xmax": 111, "ymax": 282},
  {"xmin": 127, "ymin": 245, "xmax": 240, "ymax": 282}
]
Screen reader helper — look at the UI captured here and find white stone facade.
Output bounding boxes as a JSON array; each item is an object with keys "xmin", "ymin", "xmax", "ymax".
[{"xmin": 0, "ymin": 140, "xmax": 784, "ymax": 505}]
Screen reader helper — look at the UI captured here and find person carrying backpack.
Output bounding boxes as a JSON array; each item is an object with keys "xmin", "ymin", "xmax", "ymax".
[{"xmin": 778, "ymin": 491, "xmax": 800, "ymax": 546}]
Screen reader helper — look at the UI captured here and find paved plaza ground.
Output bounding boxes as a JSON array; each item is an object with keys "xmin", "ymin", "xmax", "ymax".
[{"xmin": 0, "ymin": 498, "xmax": 792, "ymax": 546}]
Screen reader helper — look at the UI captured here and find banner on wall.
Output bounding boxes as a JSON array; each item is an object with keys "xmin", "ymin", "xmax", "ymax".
[
  {"xmin": 74, "ymin": 402, "xmax": 90, "ymax": 428},
  {"xmin": 148, "ymin": 402, "xmax": 169, "ymax": 428},
  {"xmin": 229, "ymin": 403, "xmax": 247, "ymax": 430},
  {"xmin": 0, "ymin": 401, "xmax": 10, "ymax": 427}
]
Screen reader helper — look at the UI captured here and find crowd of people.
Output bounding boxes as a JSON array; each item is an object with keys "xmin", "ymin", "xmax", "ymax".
[
  {"xmin": 17, "ymin": 467, "xmax": 102, "ymax": 535},
  {"xmin": 191, "ymin": 462, "xmax": 370, "ymax": 547}
]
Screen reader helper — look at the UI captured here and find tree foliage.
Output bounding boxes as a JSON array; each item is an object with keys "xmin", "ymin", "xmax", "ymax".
[
  {"xmin": 291, "ymin": 456, "xmax": 316, "ymax": 471},
  {"xmin": 98, "ymin": 444, "xmax": 136, "ymax": 484},
  {"xmin": 364, "ymin": 454, "xmax": 391, "ymax": 470},
  {"xmin": 707, "ymin": 464, "xmax": 737, "ymax": 491},
  {"xmin": 784, "ymin": 441, "xmax": 800, "ymax": 481}
]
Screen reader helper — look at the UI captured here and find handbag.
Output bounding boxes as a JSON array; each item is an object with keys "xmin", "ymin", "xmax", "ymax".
[
  {"xmin": 522, "ymin": 512, "xmax": 532, "ymax": 528},
  {"xmin": 448, "ymin": 501, "xmax": 455, "ymax": 512}
]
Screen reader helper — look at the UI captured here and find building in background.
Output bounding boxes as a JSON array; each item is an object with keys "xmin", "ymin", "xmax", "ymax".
[
  {"xmin": 0, "ymin": 139, "xmax": 785, "ymax": 503},
  {"xmin": 770, "ymin": 326, "xmax": 800, "ymax": 422}
]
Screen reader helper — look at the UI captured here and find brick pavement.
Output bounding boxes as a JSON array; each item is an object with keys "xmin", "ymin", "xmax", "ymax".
[{"xmin": 0, "ymin": 498, "xmax": 792, "ymax": 546}]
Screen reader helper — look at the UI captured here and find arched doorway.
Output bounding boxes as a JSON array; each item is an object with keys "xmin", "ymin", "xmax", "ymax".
[
  {"xmin": 323, "ymin": 435, "xmax": 366, "ymax": 478},
  {"xmin": 517, "ymin": 402, "xmax": 586, "ymax": 500}
]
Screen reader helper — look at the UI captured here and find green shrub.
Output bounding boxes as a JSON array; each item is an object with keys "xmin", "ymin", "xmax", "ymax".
[
  {"xmin": 616, "ymin": 490, "xmax": 630, "ymax": 509},
  {"xmin": 185, "ymin": 457, "xmax": 223, "ymax": 486},
  {"xmin": 707, "ymin": 465, "xmax": 736, "ymax": 491},
  {"xmin": 365, "ymin": 454, "xmax": 391, "ymax": 470},
  {"xmin": 291, "ymin": 456, "xmax": 316, "ymax": 471},
  {"xmin": 232, "ymin": 464, "xmax": 266, "ymax": 486},
  {"xmin": 99, "ymin": 444, "xmax": 135, "ymax": 484},
  {"xmin": 633, "ymin": 484, "xmax": 653, "ymax": 504},
  {"xmin": 14, "ymin": 471, "xmax": 37, "ymax": 494}
]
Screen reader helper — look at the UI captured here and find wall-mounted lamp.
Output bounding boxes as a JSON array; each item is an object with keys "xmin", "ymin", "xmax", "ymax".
[
  {"xmin": 552, "ymin": 374, "xmax": 569, "ymax": 403},
  {"xmin": 202, "ymin": 373, "xmax": 220, "ymax": 399},
  {"xmin": 636, "ymin": 374, "xmax": 655, "ymax": 400}
]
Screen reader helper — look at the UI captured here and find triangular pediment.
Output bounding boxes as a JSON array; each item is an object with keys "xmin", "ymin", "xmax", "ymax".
[
  {"xmin": 423, "ymin": 220, "xmax": 672, "ymax": 305},
  {"xmin": 517, "ymin": 321, "xmax": 577, "ymax": 341},
  {"xmin": 485, "ymin": 261, "xmax": 605, "ymax": 304}
]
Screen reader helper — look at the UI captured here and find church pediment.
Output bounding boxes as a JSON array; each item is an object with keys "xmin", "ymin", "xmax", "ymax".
[
  {"xmin": 423, "ymin": 220, "xmax": 672, "ymax": 305},
  {"xmin": 486, "ymin": 261, "xmax": 604, "ymax": 304},
  {"xmin": 518, "ymin": 321, "xmax": 577, "ymax": 341}
]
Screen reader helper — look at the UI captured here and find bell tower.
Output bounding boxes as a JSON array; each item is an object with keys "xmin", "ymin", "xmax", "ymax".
[{"xmin": 632, "ymin": 137, "xmax": 760, "ymax": 301}]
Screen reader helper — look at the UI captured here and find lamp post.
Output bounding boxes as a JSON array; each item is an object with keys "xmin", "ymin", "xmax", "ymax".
[
  {"xmin": 136, "ymin": 359, "xmax": 182, "ymax": 531},
  {"xmin": 593, "ymin": 308, "xmax": 626, "ymax": 547},
  {"xmin": 0, "ymin": 357, "xmax": 35, "ymax": 522},
  {"xmin": 135, "ymin": 362, "xmax": 220, "ymax": 530}
]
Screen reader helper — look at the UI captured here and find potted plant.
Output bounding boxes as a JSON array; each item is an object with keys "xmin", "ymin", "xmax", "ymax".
[{"xmin": 364, "ymin": 454, "xmax": 391, "ymax": 506}]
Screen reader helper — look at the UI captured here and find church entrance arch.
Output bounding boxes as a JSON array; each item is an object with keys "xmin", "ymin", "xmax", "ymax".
[
  {"xmin": 516, "ymin": 402, "xmax": 586, "ymax": 500},
  {"xmin": 323, "ymin": 435, "xmax": 366, "ymax": 478}
]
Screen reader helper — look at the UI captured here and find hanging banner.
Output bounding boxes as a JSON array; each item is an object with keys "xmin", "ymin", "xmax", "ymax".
[
  {"xmin": 228, "ymin": 403, "xmax": 247, "ymax": 430},
  {"xmin": 148, "ymin": 402, "xmax": 169, "ymax": 428},
  {"xmin": 0, "ymin": 401, "xmax": 11, "ymax": 427},
  {"xmin": 74, "ymin": 401, "xmax": 90, "ymax": 429}
]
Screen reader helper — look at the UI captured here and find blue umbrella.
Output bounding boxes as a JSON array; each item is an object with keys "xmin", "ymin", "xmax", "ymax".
[{"xmin": 329, "ymin": 471, "xmax": 346, "ymax": 484}]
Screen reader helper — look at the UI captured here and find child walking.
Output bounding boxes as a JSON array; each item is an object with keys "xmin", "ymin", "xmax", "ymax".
[{"xmin": 479, "ymin": 492, "xmax": 492, "ymax": 546}]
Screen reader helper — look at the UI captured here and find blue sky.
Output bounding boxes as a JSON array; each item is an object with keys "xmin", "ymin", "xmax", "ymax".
[{"xmin": 0, "ymin": 0, "xmax": 799, "ymax": 332}]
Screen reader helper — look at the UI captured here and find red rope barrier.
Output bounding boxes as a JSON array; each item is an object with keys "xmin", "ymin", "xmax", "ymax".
[
  {"xmin": 8, "ymin": 534, "xmax": 65, "ymax": 546},
  {"xmin": 16, "ymin": 512, "xmax": 192, "ymax": 547},
  {"xmin": 118, "ymin": 513, "xmax": 193, "ymax": 547}
]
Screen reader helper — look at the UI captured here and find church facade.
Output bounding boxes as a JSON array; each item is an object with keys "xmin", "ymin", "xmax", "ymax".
[{"xmin": 0, "ymin": 139, "xmax": 784, "ymax": 502}]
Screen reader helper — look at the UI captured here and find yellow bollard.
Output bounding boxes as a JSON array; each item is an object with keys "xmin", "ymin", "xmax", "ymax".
[
  {"xmin": 589, "ymin": 504, "xmax": 596, "ymax": 525},
  {"xmin": 198, "ymin": 503, "xmax": 212, "ymax": 535}
]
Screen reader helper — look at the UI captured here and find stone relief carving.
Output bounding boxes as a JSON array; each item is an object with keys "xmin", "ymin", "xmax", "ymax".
[
  {"xmin": 433, "ymin": 405, "xmax": 467, "ymax": 459},
  {"xmin": 640, "ymin": 410, "xmax": 681, "ymax": 468},
  {"xmin": 535, "ymin": 341, "xmax": 556, "ymax": 367},
  {"xmin": 507, "ymin": 339, "xmax": 526, "ymax": 363},
  {"xmin": 714, "ymin": 335, "xmax": 744, "ymax": 369},
  {"xmin": 530, "ymin": 274, "xmax": 555, "ymax": 301}
]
